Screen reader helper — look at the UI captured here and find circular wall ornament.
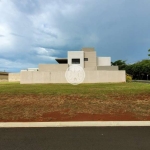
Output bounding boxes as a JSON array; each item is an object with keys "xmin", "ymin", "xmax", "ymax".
[{"xmin": 65, "ymin": 65, "xmax": 85, "ymax": 85}]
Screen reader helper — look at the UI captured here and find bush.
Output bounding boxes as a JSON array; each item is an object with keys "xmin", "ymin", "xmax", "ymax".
[
  {"xmin": 125, "ymin": 59, "xmax": 150, "ymax": 80},
  {"xmin": 126, "ymin": 74, "xmax": 132, "ymax": 82}
]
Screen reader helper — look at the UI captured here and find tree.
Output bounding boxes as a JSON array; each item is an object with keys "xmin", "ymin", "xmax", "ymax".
[
  {"xmin": 111, "ymin": 60, "xmax": 127, "ymax": 70},
  {"xmin": 126, "ymin": 59, "xmax": 150, "ymax": 80}
]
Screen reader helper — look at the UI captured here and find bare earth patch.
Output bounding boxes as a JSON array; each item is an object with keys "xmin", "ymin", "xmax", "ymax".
[{"xmin": 0, "ymin": 93, "xmax": 150, "ymax": 121}]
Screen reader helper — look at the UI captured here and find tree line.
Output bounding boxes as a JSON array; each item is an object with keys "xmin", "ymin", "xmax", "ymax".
[{"xmin": 111, "ymin": 49, "xmax": 150, "ymax": 80}]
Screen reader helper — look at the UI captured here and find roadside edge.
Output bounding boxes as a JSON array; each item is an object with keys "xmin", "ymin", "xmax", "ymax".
[{"xmin": 0, "ymin": 121, "xmax": 150, "ymax": 128}]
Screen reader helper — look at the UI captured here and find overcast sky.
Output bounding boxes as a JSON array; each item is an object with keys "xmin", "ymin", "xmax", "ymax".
[{"xmin": 0, "ymin": 0, "xmax": 150, "ymax": 72}]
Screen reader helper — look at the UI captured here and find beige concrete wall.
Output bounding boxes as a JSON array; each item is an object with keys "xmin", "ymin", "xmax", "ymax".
[
  {"xmin": 38, "ymin": 64, "xmax": 68, "ymax": 71},
  {"xmin": 82, "ymin": 47, "xmax": 95, "ymax": 52},
  {"xmin": 68, "ymin": 51, "xmax": 84, "ymax": 68},
  {"xmin": 9, "ymin": 73, "xmax": 20, "ymax": 82},
  {"xmin": 21, "ymin": 71, "xmax": 52, "ymax": 84},
  {"xmin": 84, "ymin": 67, "xmax": 97, "ymax": 71},
  {"xmin": 27, "ymin": 68, "xmax": 38, "ymax": 71},
  {"xmin": 50, "ymin": 71, "xmax": 67, "ymax": 83},
  {"xmin": 84, "ymin": 51, "xmax": 97, "ymax": 69},
  {"xmin": 20, "ymin": 70, "xmax": 126, "ymax": 84},
  {"xmin": 97, "ymin": 57, "xmax": 111, "ymax": 66},
  {"xmin": 20, "ymin": 71, "xmax": 67, "ymax": 84},
  {"xmin": 97, "ymin": 66, "xmax": 118, "ymax": 70},
  {"xmin": 84, "ymin": 70, "xmax": 126, "ymax": 83}
]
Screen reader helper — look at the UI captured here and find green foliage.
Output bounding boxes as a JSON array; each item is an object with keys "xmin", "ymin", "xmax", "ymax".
[
  {"xmin": 126, "ymin": 74, "xmax": 132, "ymax": 82},
  {"xmin": 125, "ymin": 59, "xmax": 150, "ymax": 80},
  {"xmin": 111, "ymin": 60, "xmax": 127, "ymax": 70},
  {"xmin": 112, "ymin": 58, "xmax": 150, "ymax": 80}
]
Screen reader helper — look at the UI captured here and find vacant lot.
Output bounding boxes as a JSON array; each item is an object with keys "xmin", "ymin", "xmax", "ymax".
[{"xmin": 0, "ymin": 82, "xmax": 150, "ymax": 121}]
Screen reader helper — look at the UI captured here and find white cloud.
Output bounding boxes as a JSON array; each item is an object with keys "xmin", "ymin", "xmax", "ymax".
[
  {"xmin": 0, "ymin": 24, "xmax": 14, "ymax": 48},
  {"xmin": 0, "ymin": 58, "xmax": 36, "ymax": 72},
  {"xmin": 36, "ymin": 55, "xmax": 56, "ymax": 62},
  {"xmin": 34, "ymin": 47, "xmax": 59, "ymax": 56}
]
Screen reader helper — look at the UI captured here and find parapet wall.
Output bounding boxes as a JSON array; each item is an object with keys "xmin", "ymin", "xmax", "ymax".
[
  {"xmin": 9, "ymin": 73, "xmax": 20, "ymax": 82},
  {"xmin": 97, "ymin": 66, "xmax": 118, "ymax": 70},
  {"xmin": 20, "ymin": 70, "xmax": 126, "ymax": 84},
  {"xmin": 38, "ymin": 64, "xmax": 68, "ymax": 71}
]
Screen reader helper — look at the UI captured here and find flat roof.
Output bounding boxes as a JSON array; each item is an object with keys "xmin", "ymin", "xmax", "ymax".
[{"xmin": 55, "ymin": 58, "xmax": 68, "ymax": 64}]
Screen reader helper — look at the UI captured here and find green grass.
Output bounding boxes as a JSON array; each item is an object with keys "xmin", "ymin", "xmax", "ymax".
[
  {"xmin": 0, "ymin": 82, "xmax": 149, "ymax": 96},
  {"xmin": 0, "ymin": 82, "xmax": 150, "ymax": 121}
]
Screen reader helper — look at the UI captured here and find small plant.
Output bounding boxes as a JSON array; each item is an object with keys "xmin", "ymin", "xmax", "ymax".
[{"xmin": 126, "ymin": 74, "xmax": 132, "ymax": 82}]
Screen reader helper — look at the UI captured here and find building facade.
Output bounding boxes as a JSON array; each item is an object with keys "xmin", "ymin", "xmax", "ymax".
[{"xmin": 12, "ymin": 48, "xmax": 126, "ymax": 84}]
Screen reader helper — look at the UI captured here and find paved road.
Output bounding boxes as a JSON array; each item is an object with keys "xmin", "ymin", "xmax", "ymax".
[
  {"xmin": 132, "ymin": 80, "xmax": 150, "ymax": 83},
  {"xmin": 0, "ymin": 127, "xmax": 150, "ymax": 150}
]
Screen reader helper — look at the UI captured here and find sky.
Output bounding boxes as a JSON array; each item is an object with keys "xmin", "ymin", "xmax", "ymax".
[{"xmin": 0, "ymin": 0, "xmax": 150, "ymax": 72}]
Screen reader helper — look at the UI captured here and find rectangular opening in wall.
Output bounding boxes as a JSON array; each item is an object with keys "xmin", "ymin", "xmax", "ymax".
[
  {"xmin": 72, "ymin": 59, "xmax": 80, "ymax": 64},
  {"xmin": 84, "ymin": 58, "xmax": 88, "ymax": 61}
]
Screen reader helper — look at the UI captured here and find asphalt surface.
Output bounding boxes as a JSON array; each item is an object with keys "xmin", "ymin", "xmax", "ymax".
[
  {"xmin": 0, "ymin": 127, "xmax": 150, "ymax": 150},
  {"xmin": 132, "ymin": 80, "xmax": 150, "ymax": 83}
]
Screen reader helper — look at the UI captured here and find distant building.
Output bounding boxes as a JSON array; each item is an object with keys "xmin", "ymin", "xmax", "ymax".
[
  {"xmin": 0, "ymin": 72, "xmax": 8, "ymax": 81},
  {"xmin": 55, "ymin": 47, "xmax": 118, "ymax": 70},
  {"xmin": 9, "ymin": 48, "xmax": 126, "ymax": 84}
]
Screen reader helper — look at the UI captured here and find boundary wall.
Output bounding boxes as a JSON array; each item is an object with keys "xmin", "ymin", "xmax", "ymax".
[
  {"xmin": 9, "ymin": 73, "xmax": 20, "ymax": 82},
  {"xmin": 20, "ymin": 70, "xmax": 126, "ymax": 84}
]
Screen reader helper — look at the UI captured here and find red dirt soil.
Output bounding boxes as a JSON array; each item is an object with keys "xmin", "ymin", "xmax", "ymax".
[
  {"xmin": 40, "ymin": 111, "xmax": 141, "ymax": 121},
  {"xmin": 1, "ymin": 111, "xmax": 149, "ymax": 122},
  {"xmin": 1, "ymin": 93, "xmax": 150, "ymax": 122}
]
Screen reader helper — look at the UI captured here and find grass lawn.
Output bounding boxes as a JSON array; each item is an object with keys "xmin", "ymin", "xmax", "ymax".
[{"xmin": 0, "ymin": 82, "xmax": 150, "ymax": 121}]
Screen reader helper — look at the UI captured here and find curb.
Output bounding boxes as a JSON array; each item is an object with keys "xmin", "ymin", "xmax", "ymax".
[{"xmin": 0, "ymin": 121, "xmax": 150, "ymax": 128}]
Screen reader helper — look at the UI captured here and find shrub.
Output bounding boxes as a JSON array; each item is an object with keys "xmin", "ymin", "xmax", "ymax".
[{"xmin": 126, "ymin": 74, "xmax": 132, "ymax": 82}]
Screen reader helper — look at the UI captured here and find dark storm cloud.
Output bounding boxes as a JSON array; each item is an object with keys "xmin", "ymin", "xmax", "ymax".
[{"xmin": 0, "ymin": 0, "xmax": 150, "ymax": 72}]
